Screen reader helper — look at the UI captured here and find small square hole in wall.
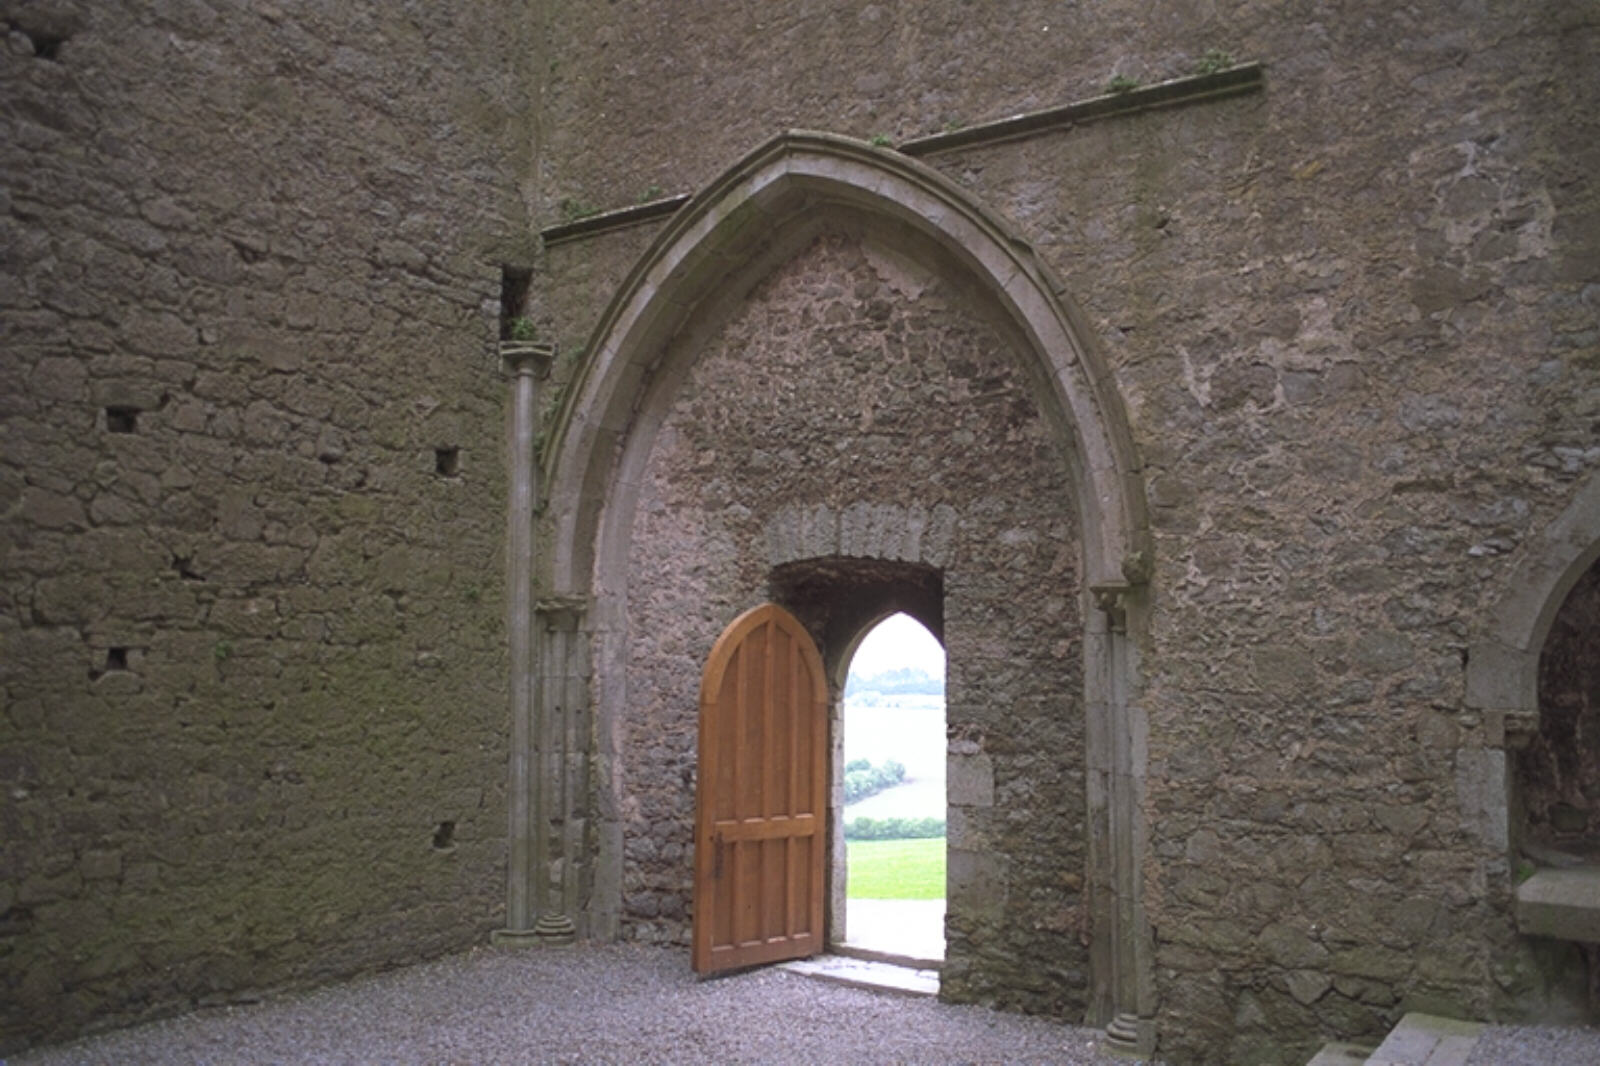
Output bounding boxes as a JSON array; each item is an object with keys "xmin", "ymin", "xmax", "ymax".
[
  {"xmin": 31, "ymin": 33, "xmax": 64, "ymax": 60},
  {"xmin": 432, "ymin": 821, "xmax": 455, "ymax": 850},
  {"xmin": 435, "ymin": 447, "xmax": 460, "ymax": 477},
  {"xmin": 105, "ymin": 647, "xmax": 129, "ymax": 671},
  {"xmin": 105, "ymin": 406, "xmax": 138, "ymax": 433}
]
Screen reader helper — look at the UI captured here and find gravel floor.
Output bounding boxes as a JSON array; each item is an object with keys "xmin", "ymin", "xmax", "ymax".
[
  {"xmin": 1462, "ymin": 1022, "xmax": 1600, "ymax": 1066},
  {"xmin": 11, "ymin": 943, "xmax": 1146, "ymax": 1066},
  {"xmin": 15, "ymin": 943, "xmax": 1600, "ymax": 1065}
]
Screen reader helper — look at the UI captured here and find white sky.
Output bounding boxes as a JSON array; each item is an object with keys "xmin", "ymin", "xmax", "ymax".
[{"xmin": 847, "ymin": 611, "xmax": 944, "ymax": 679}]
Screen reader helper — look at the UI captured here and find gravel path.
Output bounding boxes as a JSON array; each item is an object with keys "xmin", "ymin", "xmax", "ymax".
[
  {"xmin": 1462, "ymin": 1022, "xmax": 1600, "ymax": 1065},
  {"xmin": 12, "ymin": 943, "xmax": 1144, "ymax": 1066}
]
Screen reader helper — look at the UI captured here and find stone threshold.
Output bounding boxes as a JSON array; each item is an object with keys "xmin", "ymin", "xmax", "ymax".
[
  {"xmin": 777, "ymin": 953, "xmax": 940, "ymax": 997},
  {"xmin": 833, "ymin": 942, "xmax": 944, "ymax": 971},
  {"xmin": 539, "ymin": 62, "xmax": 1263, "ymax": 247},
  {"xmin": 1305, "ymin": 1012, "xmax": 1484, "ymax": 1066}
]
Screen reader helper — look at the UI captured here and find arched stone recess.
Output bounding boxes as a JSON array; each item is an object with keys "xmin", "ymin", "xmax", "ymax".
[
  {"xmin": 533, "ymin": 132, "xmax": 1154, "ymax": 1047},
  {"xmin": 1465, "ymin": 469, "xmax": 1600, "ymax": 745},
  {"xmin": 1463, "ymin": 469, "xmax": 1600, "ymax": 1014}
]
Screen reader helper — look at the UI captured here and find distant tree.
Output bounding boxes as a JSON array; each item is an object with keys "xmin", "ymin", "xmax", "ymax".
[
  {"xmin": 844, "ymin": 816, "xmax": 946, "ymax": 840},
  {"xmin": 841, "ymin": 757, "xmax": 908, "ymax": 803}
]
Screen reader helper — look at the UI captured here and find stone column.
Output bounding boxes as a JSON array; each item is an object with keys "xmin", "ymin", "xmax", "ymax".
[
  {"xmin": 533, "ymin": 597, "xmax": 587, "ymax": 944},
  {"xmin": 493, "ymin": 341, "xmax": 554, "ymax": 948},
  {"xmin": 1091, "ymin": 572, "xmax": 1155, "ymax": 1057}
]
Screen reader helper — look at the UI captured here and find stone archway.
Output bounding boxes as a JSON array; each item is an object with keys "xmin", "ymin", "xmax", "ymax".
[
  {"xmin": 528, "ymin": 132, "xmax": 1154, "ymax": 1050},
  {"xmin": 1466, "ymin": 470, "xmax": 1600, "ymax": 748},
  {"xmin": 1464, "ymin": 469, "xmax": 1600, "ymax": 1009}
]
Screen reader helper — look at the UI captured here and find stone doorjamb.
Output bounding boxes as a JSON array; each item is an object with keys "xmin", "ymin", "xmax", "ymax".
[
  {"xmin": 530, "ymin": 131, "xmax": 1154, "ymax": 1051},
  {"xmin": 1465, "ymin": 470, "xmax": 1600, "ymax": 859}
]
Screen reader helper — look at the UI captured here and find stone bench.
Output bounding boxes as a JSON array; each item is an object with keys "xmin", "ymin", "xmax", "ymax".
[{"xmin": 1515, "ymin": 865, "xmax": 1600, "ymax": 943}]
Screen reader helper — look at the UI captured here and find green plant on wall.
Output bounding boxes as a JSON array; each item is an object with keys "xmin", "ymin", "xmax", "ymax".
[
  {"xmin": 1106, "ymin": 73, "xmax": 1140, "ymax": 94},
  {"xmin": 869, "ymin": 133, "xmax": 893, "ymax": 147},
  {"xmin": 507, "ymin": 316, "xmax": 536, "ymax": 342},
  {"xmin": 1195, "ymin": 48, "xmax": 1234, "ymax": 75},
  {"xmin": 558, "ymin": 196, "xmax": 600, "ymax": 222}
]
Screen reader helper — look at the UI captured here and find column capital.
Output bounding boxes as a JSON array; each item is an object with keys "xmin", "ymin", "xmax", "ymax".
[
  {"xmin": 536, "ymin": 595, "xmax": 588, "ymax": 632},
  {"xmin": 501, "ymin": 340, "xmax": 555, "ymax": 379}
]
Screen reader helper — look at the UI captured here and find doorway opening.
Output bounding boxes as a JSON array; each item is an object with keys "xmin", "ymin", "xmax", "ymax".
[
  {"xmin": 1511, "ymin": 552, "xmax": 1600, "ymax": 1019},
  {"xmin": 840, "ymin": 612, "xmax": 946, "ymax": 965},
  {"xmin": 1519, "ymin": 553, "xmax": 1600, "ymax": 866}
]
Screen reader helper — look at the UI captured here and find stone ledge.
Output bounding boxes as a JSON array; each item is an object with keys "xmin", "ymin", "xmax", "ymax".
[
  {"xmin": 536, "ymin": 63, "xmax": 1263, "ymax": 247},
  {"xmin": 542, "ymin": 194, "xmax": 693, "ymax": 247},
  {"xmin": 898, "ymin": 62, "xmax": 1265, "ymax": 157},
  {"xmin": 1516, "ymin": 865, "xmax": 1600, "ymax": 942}
]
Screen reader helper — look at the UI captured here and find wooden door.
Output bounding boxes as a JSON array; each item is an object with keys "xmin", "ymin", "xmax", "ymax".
[{"xmin": 691, "ymin": 603, "xmax": 828, "ymax": 974}]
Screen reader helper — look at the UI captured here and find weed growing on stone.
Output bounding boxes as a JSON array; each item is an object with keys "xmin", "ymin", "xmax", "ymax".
[
  {"xmin": 558, "ymin": 197, "xmax": 600, "ymax": 222},
  {"xmin": 213, "ymin": 639, "xmax": 233, "ymax": 662},
  {"xmin": 869, "ymin": 133, "xmax": 893, "ymax": 147},
  {"xmin": 638, "ymin": 184, "xmax": 664, "ymax": 202},
  {"xmin": 1195, "ymin": 48, "xmax": 1234, "ymax": 75},
  {"xmin": 1106, "ymin": 74, "xmax": 1140, "ymax": 94},
  {"xmin": 507, "ymin": 316, "xmax": 536, "ymax": 342}
]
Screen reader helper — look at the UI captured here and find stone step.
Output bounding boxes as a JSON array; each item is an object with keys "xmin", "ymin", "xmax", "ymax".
[
  {"xmin": 1306, "ymin": 1041, "xmax": 1375, "ymax": 1066},
  {"xmin": 777, "ymin": 953, "xmax": 940, "ymax": 997},
  {"xmin": 1364, "ymin": 1012, "xmax": 1486, "ymax": 1066},
  {"xmin": 833, "ymin": 942, "xmax": 944, "ymax": 971}
]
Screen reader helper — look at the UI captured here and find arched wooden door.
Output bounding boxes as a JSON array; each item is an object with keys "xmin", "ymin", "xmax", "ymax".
[{"xmin": 692, "ymin": 603, "xmax": 828, "ymax": 974}]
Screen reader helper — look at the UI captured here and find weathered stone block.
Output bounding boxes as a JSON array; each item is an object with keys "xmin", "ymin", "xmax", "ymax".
[{"xmin": 948, "ymin": 752, "xmax": 995, "ymax": 807}]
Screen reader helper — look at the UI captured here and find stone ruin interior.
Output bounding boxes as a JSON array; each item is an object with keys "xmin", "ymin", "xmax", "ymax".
[{"xmin": 2, "ymin": 3, "xmax": 1598, "ymax": 1064}]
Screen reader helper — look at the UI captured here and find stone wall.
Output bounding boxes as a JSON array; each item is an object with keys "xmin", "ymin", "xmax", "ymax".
[
  {"xmin": 533, "ymin": 2, "xmax": 1600, "ymax": 1063},
  {"xmin": 3, "ymin": 0, "xmax": 1597, "ymax": 1062},
  {"xmin": 620, "ymin": 230, "xmax": 1087, "ymax": 1014},
  {"xmin": 1, "ymin": 1, "xmax": 534, "ymax": 1051}
]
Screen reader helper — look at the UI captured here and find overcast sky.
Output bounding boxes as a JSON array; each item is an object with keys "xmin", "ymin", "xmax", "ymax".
[{"xmin": 848, "ymin": 611, "xmax": 944, "ymax": 679}]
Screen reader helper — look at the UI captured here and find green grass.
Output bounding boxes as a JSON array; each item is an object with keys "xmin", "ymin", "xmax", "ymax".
[{"xmin": 846, "ymin": 837, "xmax": 946, "ymax": 900}]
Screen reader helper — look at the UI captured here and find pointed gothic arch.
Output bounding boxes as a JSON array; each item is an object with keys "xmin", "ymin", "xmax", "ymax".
[
  {"xmin": 530, "ymin": 131, "xmax": 1155, "ymax": 1049},
  {"xmin": 1466, "ymin": 470, "xmax": 1600, "ymax": 736},
  {"xmin": 1464, "ymin": 470, "xmax": 1600, "ymax": 858}
]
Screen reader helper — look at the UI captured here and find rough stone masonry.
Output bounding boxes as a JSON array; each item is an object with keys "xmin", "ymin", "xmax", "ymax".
[{"xmin": 3, "ymin": 2, "xmax": 1599, "ymax": 1065}]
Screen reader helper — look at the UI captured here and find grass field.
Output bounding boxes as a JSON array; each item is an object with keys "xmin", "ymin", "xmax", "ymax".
[{"xmin": 846, "ymin": 837, "xmax": 946, "ymax": 900}]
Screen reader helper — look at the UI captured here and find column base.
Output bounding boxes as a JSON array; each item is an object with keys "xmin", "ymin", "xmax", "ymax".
[
  {"xmin": 534, "ymin": 912, "xmax": 577, "ymax": 945},
  {"xmin": 490, "ymin": 928, "xmax": 543, "ymax": 949},
  {"xmin": 1103, "ymin": 1013, "xmax": 1155, "ymax": 1057}
]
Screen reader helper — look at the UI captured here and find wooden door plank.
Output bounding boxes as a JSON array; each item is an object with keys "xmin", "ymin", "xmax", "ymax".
[{"xmin": 692, "ymin": 603, "xmax": 827, "ymax": 974}]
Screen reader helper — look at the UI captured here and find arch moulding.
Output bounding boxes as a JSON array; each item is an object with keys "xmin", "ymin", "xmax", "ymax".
[
  {"xmin": 1465, "ymin": 469, "xmax": 1600, "ymax": 742},
  {"xmin": 531, "ymin": 131, "xmax": 1155, "ymax": 1050}
]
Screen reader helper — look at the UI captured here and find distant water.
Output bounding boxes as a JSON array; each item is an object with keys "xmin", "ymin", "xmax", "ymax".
[{"xmin": 844, "ymin": 693, "xmax": 945, "ymax": 820}]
